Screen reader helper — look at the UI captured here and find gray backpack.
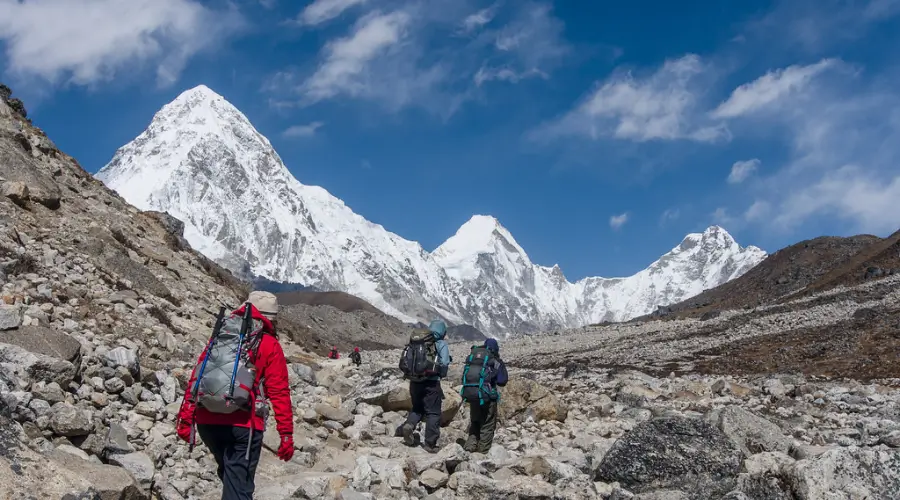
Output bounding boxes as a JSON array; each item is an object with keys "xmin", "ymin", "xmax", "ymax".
[{"xmin": 192, "ymin": 305, "xmax": 264, "ymax": 414}]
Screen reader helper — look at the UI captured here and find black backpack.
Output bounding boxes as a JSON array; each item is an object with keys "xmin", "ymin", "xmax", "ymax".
[
  {"xmin": 459, "ymin": 345, "xmax": 498, "ymax": 405},
  {"xmin": 399, "ymin": 329, "xmax": 439, "ymax": 381}
]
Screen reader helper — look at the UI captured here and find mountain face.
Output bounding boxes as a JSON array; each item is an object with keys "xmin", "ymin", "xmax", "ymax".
[{"xmin": 96, "ymin": 85, "xmax": 767, "ymax": 336}]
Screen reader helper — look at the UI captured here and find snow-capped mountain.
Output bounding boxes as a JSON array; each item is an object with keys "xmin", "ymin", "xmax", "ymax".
[{"xmin": 96, "ymin": 85, "xmax": 767, "ymax": 335}]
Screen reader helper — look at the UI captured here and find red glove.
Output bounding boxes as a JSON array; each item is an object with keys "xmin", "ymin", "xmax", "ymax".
[
  {"xmin": 276, "ymin": 434, "xmax": 294, "ymax": 461},
  {"xmin": 176, "ymin": 417, "xmax": 193, "ymax": 443}
]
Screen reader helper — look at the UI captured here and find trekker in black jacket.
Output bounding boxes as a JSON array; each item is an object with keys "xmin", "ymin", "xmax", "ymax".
[{"xmin": 462, "ymin": 338, "xmax": 508, "ymax": 453}]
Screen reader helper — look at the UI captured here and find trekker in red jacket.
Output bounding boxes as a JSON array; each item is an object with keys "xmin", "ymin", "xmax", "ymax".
[{"xmin": 176, "ymin": 291, "xmax": 294, "ymax": 499}]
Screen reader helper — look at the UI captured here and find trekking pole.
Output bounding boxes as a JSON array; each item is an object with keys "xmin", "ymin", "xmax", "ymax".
[
  {"xmin": 228, "ymin": 304, "xmax": 254, "ymax": 399},
  {"xmin": 189, "ymin": 306, "xmax": 227, "ymax": 453},
  {"xmin": 247, "ymin": 377, "xmax": 267, "ymax": 462}
]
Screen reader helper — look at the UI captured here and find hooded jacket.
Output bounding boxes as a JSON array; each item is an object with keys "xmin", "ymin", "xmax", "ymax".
[
  {"xmin": 483, "ymin": 338, "xmax": 508, "ymax": 396},
  {"xmin": 421, "ymin": 320, "xmax": 450, "ymax": 382},
  {"xmin": 177, "ymin": 304, "xmax": 293, "ymax": 437}
]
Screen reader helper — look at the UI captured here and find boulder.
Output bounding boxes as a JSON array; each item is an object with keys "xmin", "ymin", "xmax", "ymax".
[
  {"xmin": 2, "ymin": 181, "xmax": 29, "ymax": 205},
  {"xmin": 49, "ymin": 403, "xmax": 94, "ymax": 437},
  {"xmin": 0, "ymin": 325, "xmax": 81, "ymax": 362},
  {"xmin": 0, "ymin": 304, "xmax": 20, "ymax": 330},
  {"xmin": 315, "ymin": 403, "xmax": 355, "ymax": 426},
  {"xmin": 108, "ymin": 452, "xmax": 156, "ymax": 490},
  {"xmin": 595, "ymin": 416, "xmax": 743, "ymax": 499},
  {"xmin": 707, "ymin": 406, "xmax": 792, "ymax": 455},
  {"xmin": 500, "ymin": 378, "xmax": 568, "ymax": 423},
  {"xmin": 0, "ymin": 340, "xmax": 78, "ymax": 387},
  {"xmin": 0, "ymin": 416, "xmax": 145, "ymax": 500},
  {"xmin": 105, "ymin": 346, "xmax": 140, "ymax": 380},
  {"xmin": 784, "ymin": 447, "xmax": 900, "ymax": 499}
]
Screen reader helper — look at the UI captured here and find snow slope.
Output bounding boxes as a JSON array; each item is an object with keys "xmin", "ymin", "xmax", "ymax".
[{"xmin": 96, "ymin": 85, "xmax": 767, "ymax": 335}]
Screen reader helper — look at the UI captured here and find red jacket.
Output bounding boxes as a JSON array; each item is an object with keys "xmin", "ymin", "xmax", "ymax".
[{"xmin": 177, "ymin": 304, "xmax": 293, "ymax": 436}]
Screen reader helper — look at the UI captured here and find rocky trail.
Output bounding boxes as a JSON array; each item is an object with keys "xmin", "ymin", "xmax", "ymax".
[{"xmin": 1, "ymin": 86, "xmax": 899, "ymax": 499}]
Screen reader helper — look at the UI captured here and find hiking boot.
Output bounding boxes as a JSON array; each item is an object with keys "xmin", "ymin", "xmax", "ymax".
[
  {"xmin": 463, "ymin": 436, "xmax": 477, "ymax": 453},
  {"xmin": 422, "ymin": 441, "xmax": 440, "ymax": 454},
  {"xmin": 400, "ymin": 424, "xmax": 415, "ymax": 446}
]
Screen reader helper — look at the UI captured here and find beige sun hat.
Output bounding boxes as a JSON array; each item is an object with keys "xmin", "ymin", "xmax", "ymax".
[{"xmin": 247, "ymin": 290, "xmax": 278, "ymax": 319}]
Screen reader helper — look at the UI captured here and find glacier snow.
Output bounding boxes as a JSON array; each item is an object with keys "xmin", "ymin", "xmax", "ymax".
[{"xmin": 95, "ymin": 85, "xmax": 767, "ymax": 336}]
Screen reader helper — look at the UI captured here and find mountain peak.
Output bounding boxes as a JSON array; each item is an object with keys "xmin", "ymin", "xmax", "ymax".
[
  {"xmin": 170, "ymin": 84, "xmax": 225, "ymax": 106},
  {"xmin": 437, "ymin": 214, "xmax": 525, "ymax": 256},
  {"xmin": 433, "ymin": 214, "xmax": 529, "ymax": 280}
]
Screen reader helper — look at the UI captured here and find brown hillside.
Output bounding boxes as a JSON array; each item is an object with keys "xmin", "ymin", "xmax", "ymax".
[{"xmin": 791, "ymin": 228, "xmax": 900, "ymax": 298}]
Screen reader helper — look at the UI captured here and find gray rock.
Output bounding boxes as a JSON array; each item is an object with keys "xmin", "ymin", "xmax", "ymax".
[
  {"xmin": 49, "ymin": 403, "xmax": 94, "ymax": 436},
  {"xmin": 0, "ymin": 417, "xmax": 144, "ymax": 500},
  {"xmin": 785, "ymin": 447, "xmax": 900, "ymax": 499},
  {"xmin": 707, "ymin": 406, "xmax": 791, "ymax": 455},
  {"xmin": 108, "ymin": 451, "xmax": 155, "ymax": 489},
  {"xmin": 109, "ymin": 290, "xmax": 140, "ymax": 304},
  {"xmin": 0, "ymin": 304, "xmax": 20, "ymax": 330},
  {"xmin": 419, "ymin": 469, "xmax": 449, "ymax": 490},
  {"xmin": 134, "ymin": 401, "xmax": 161, "ymax": 418},
  {"xmin": 31, "ymin": 380, "xmax": 66, "ymax": 404},
  {"xmin": 104, "ymin": 377, "xmax": 126, "ymax": 394},
  {"xmin": 106, "ymin": 422, "xmax": 135, "ymax": 454},
  {"xmin": 290, "ymin": 363, "xmax": 317, "ymax": 385},
  {"xmin": 0, "ymin": 327, "xmax": 80, "ymax": 386},
  {"xmin": 2, "ymin": 181, "xmax": 29, "ymax": 204},
  {"xmin": 595, "ymin": 416, "xmax": 743, "ymax": 499},
  {"xmin": 105, "ymin": 346, "xmax": 140, "ymax": 380},
  {"xmin": 315, "ymin": 403, "xmax": 355, "ymax": 426},
  {"xmin": 763, "ymin": 379, "xmax": 787, "ymax": 398}
]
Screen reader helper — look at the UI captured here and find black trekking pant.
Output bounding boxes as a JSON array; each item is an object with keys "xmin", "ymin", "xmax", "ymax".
[
  {"xmin": 465, "ymin": 400, "xmax": 498, "ymax": 453},
  {"xmin": 404, "ymin": 380, "xmax": 443, "ymax": 446},
  {"xmin": 197, "ymin": 424, "xmax": 264, "ymax": 500}
]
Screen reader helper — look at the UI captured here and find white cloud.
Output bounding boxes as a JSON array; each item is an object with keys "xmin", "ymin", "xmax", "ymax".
[
  {"xmin": 771, "ymin": 166, "xmax": 900, "ymax": 234},
  {"xmin": 711, "ymin": 59, "xmax": 838, "ymax": 119},
  {"xmin": 659, "ymin": 208, "xmax": 680, "ymax": 226},
  {"xmin": 744, "ymin": 200, "xmax": 771, "ymax": 222},
  {"xmin": 300, "ymin": 11, "xmax": 411, "ymax": 103},
  {"xmin": 298, "ymin": 0, "xmax": 369, "ymax": 26},
  {"xmin": 748, "ymin": 0, "xmax": 900, "ymax": 54},
  {"xmin": 541, "ymin": 54, "xmax": 729, "ymax": 142},
  {"xmin": 728, "ymin": 159, "xmax": 760, "ymax": 184},
  {"xmin": 272, "ymin": 1, "xmax": 570, "ymax": 116},
  {"xmin": 609, "ymin": 212, "xmax": 629, "ymax": 230},
  {"xmin": 460, "ymin": 5, "xmax": 497, "ymax": 34},
  {"xmin": 477, "ymin": 2, "xmax": 569, "ymax": 86},
  {"xmin": 282, "ymin": 121, "xmax": 324, "ymax": 138},
  {"xmin": 718, "ymin": 57, "xmax": 900, "ymax": 235},
  {"xmin": 0, "ymin": 0, "xmax": 242, "ymax": 87},
  {"xmin": 474, "ymin": 66, "xmax": 546, "ymax": 86}
]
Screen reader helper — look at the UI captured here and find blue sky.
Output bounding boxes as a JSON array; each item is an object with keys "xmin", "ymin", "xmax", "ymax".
[{"xmin": 2, "ymin": 0, "xmax": 899, "ymax": 281}]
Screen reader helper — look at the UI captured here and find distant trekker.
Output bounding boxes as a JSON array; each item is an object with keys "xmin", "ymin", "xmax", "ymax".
[
  {"xmin": 350, "ymin": 347, "xmax": 362, "ymax": 366},
  {"xmin": 460, "ymin": 338, "xmax": 508, "ymax": 453},
  {"xmin": 397, "ymin": 320, "xmax": 451, "ymax": 453},
  {"xmin": 327, "ymin": 346, "xmax": 340, "ymax": 359},
  {"xmin": 176, "ymin": 291, "xmax": 294, "ymax": 500}
]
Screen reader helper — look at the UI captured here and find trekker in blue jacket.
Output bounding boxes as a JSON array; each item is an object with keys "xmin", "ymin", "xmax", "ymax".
[
  {"xmin": 463, "ymin": 338, "xmax": 508, "ymax": 453},
  {"xmin": 399, "ymin": 320, "xmax": 451, "ymax": 453}
]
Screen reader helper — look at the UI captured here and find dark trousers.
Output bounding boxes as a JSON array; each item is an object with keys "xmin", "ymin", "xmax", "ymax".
[
  {"xmin": 403, "ymin": 380, "xmax": 443, "ymax": 445},
  {"xmin": 197, "ymin": 424, "xmax": 264, "ymax": 500},
  {"xmin": 465, "ymin": 400, "xmax": 498, "ymax": 453}
]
